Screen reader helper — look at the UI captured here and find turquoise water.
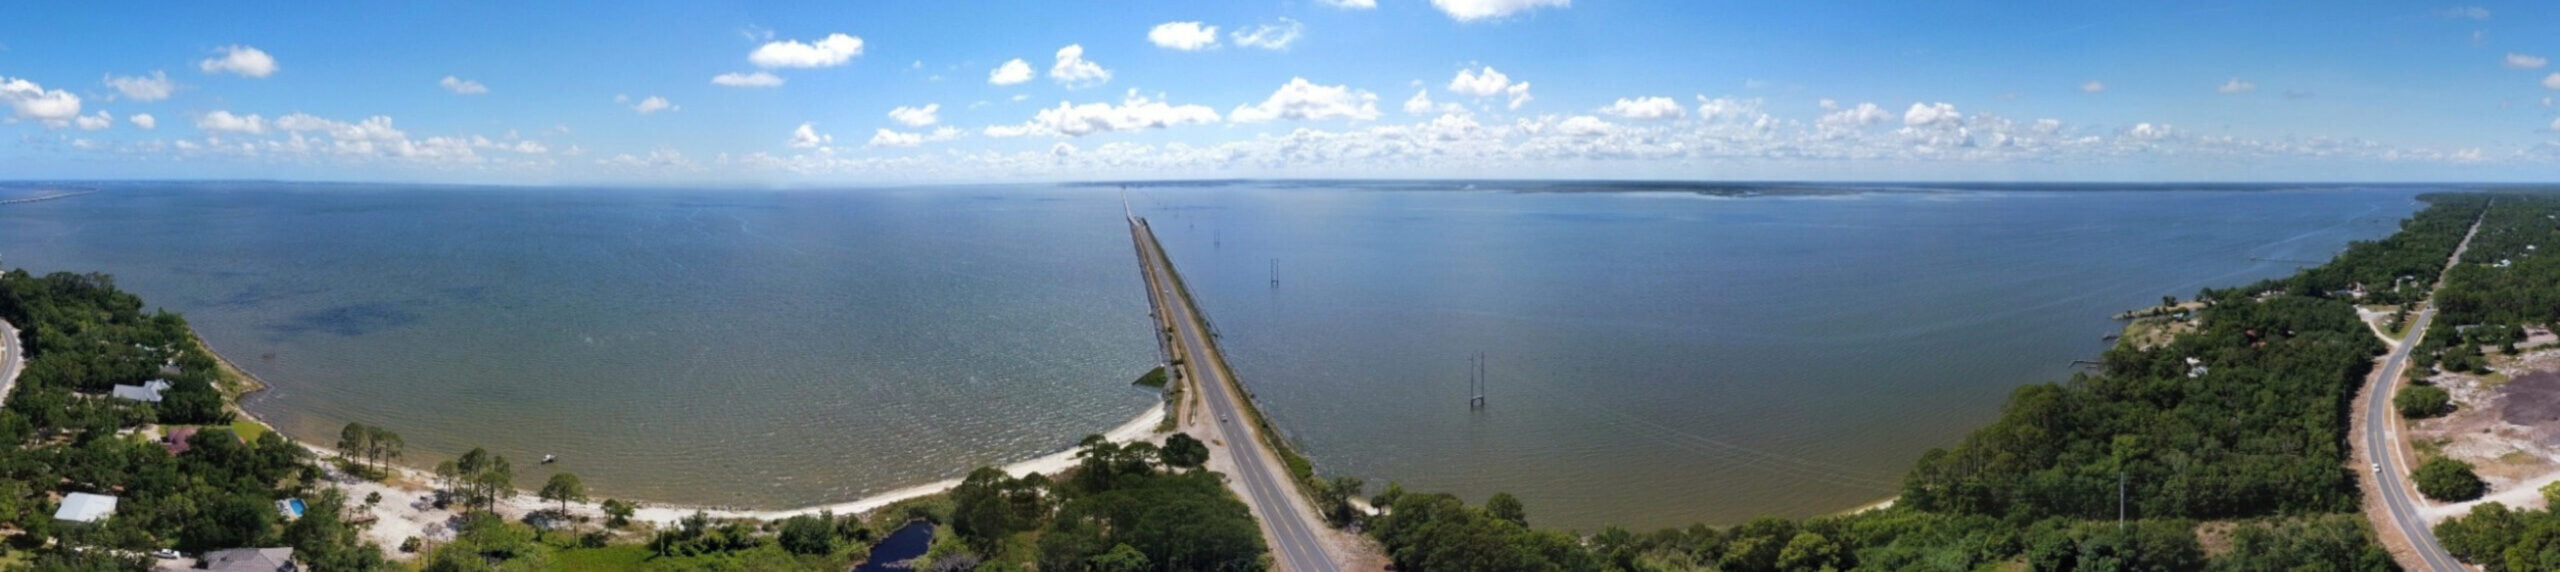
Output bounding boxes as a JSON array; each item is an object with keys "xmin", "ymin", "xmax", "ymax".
[{"xmin": 0, "ymin": 181, "xmax": 2431, "ymax": 530}]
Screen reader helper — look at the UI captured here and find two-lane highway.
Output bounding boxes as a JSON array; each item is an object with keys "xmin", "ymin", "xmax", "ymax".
[
  {"xmin": 2361, "ymin": 207, "xmax": 2483, "ymax": 571},
  {"xmin": 0, "ymin": 318, "xmax": 22, "ymax": 407},
  {"xmin": 1129, "ymin": 215, "xmax": 1341, "ymax": 572}
]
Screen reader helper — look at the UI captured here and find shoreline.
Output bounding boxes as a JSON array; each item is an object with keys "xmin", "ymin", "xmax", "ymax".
[{"xmin": 199, "ymin": 329, "xmax": 1167, "ymax": 525}]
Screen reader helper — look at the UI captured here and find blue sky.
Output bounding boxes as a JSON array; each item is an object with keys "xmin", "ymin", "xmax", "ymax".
[{"xmin": 3, "ymin": 0, "xmax": 2558, "ymax": 184}]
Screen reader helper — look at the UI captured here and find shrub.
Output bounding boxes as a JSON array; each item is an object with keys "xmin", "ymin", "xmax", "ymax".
[
  {"xmin": 2397, "ymin": 385, "xmax": 2453, "ymax": 419},
  {"xmin": 2415, "ymin": 457, "xmax": 2486, "ymax": 502}
]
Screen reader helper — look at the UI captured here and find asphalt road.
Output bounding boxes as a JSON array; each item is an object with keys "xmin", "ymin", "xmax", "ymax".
[
  {"xmin": 2361, "ymin": 210, "xmax": 2482, "ymax": 572},
  {"xmin": 1130, "ymin": 216, "xmax": 1340, "ymax": 572},
  {"xmin": 0, "ymin": 318, "xmax": 21, "ymax": 407}
]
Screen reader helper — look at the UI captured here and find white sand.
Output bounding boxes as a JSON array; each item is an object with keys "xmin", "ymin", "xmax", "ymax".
[{"xmin": 286, "ymin": 403, "xmax": 1165, "ymax": 558}]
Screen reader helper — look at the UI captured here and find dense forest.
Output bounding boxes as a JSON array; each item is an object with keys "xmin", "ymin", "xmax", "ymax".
[
  {"xmin": 1354, "ymin": 193, "xmax": 2512, "ymax": 571},
  {"xmin": 0, "ymin": 269, "xmax": 386, "ymax": 570}
]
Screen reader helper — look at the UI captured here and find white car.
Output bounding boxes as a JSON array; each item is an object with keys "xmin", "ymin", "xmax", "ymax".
[{"xmin": 152, "ymin": 549, "xmax": 180, "ymax": 559}]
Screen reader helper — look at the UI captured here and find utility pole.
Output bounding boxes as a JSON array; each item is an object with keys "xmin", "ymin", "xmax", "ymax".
[
  {"xmin": 1469, "ymin": 352, "xmax": 1487, "ymax": 410},
  {"xmin": 2118, "ymin": 470, "xmax": 2127, "ymax": 532}
]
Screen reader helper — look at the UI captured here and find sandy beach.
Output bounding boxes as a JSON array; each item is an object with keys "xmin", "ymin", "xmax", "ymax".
[
  {"xmin": 281, "ymin": 402, "xmax": 1164, "ymax": 557},
  {"xmin": 203, "ymin": 328, "xmax": 1169, "ymax": 555}
]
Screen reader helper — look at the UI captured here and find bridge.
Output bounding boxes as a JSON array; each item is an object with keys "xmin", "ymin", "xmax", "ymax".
[{"xmin": 1126, "ymin": 210, "xmax": 1344, "ymax": 572}]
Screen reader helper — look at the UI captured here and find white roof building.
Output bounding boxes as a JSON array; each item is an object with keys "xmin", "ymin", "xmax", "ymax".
[
  {"xmin": 110, "ymin": 379, "xmax": 172, "ymax": 402},
  {"xmin": 54, "ymin": 492, "xmax": 116, "ymax": 523}
]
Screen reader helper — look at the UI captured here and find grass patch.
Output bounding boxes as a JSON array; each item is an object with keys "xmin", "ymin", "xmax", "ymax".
[
  {"xmin": 555, "ymin": 545, "xmax": 652, "ymax": 572},
  {"xmin": 1133, "ymin": 366, "xmax": 1168, "ymax": 389},
  {"xmin": 2484, "ymin": 371, "xmax": 2514, "ymax": 386},
  {"xmin": 867, "ymin": 493, "xmax": 952, "ymax": 537},
  {"xmin": 2115, "ymin": 317, "xmax": 2196, "ymax": 352},
  {"xmin": 556, "ymin": 544, "xmax": 853, "ymax": 572},
  {"xmin": 2499, "ymin": 450, "xmax": 2541, "ymax": 466},
  {"xmin": 229, "ymin": 417, "xmax": 270, "ymax": 441},
  {"xmin": 2415, "ymin": 438, "xmax": 2450, "ymax": 461}
]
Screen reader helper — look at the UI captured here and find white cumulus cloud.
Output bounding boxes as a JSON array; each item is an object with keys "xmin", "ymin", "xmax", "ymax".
[
  {"xmin": 1505, "ymin": 82, "xmax": 1533, "ymax": 110},
  {"xmin": 749, "ymin": 33, "xmax": 864, "ymax": 68},
  {"xmin": 1149, "ymin": 22, "xmax": 1220, "ymax": 51},
  {"xmin": 74, "ymin": 111, "xmax": 112, "ymax": 131},
  {"xmin": 712, "ymin": 71, "xmax": 786, "ymax": 87},
  {"xmin": 1230, "ymin": 78, "xmax": 1380, "ymax": 123},
  {"xmin": 789, "ymin": 123, "xmax": 832, "ymax": 149},
  {"xmin": 1, "ymin": 77, "xmax": 82, "ymax": 124},
  {"xmin": 1232, "ymin": 19, "xmax": 1303, "ymax": 51},
  {"xmin": 1557, "ymin": 115, "xmax": 1615, "ymax": 137},
  {"xmin": 1321, "ymin": 0, "xmax": 1377, "ymax": 8},
  {"xmin": 129, "ymin": 113, "xmax": 155, "ymax": 130},
  {"xmin": 984, "ymin": 91, "xmax": 1219, "ymax": 138},
  {"xmin": 1903, "ymin": 102, "xmax": 1962, "ymax": 128},
  {"xmin": 868, "ymin": 127, "xmax": 962, "ymax": 148},
  {"xmin": 1050, "ymin": 45, "xmax": 1112, "ymax": 89},
  {"xmin": 2511, "ymin": 53, "xmax": 2551, "ymax": 70},
  {"xmin": 1599, "ymin": 96, "xmax": 1684, "ymax": 120},
  {"xmin": 989, "ymin": 59, "xmax": 1034, "ymax": 86},
  {"xmin": 888, "ymin": 104, "xmax": 941, "ymax": 127},
  {"xmin": 2080, "ymin": 80, "xmax": 2106, "ymax": 93},
  {"xmin": 1448, "ymin": 66, "xmax": 1512, "ymax": 97},
  {"xmin": 198, "ymin": 45, "xmax": 277, "ymax": 78},
  {"xmin": 1404, "ymin": 90, "xmax": 1440, "ymax": 115},
  {"xmin": 104, "ymin": 71, "xmax": 175, "ymax": 102},
  {"xmin": 196, "ymin": 110, "xmax": 267, "ymax": 134},
  {"xmin": 1817, "ymin": 101, "xmax": 1893, "ymax": 131},
  {"xmin": 2217, "ymin": 78, "xmax": 2255, "ymax": 94},
  {"xmin": 2545, "ymin": 73, "xmax": 2560, "ymax": 90},
  {"xmin": 440, "ymin": 76, "xmax": 489, "ymax": 95},
  {"xmin": 1431, "ymin": 0, "xmax": 1569, "ymax": 21},
  {"xmin": 631, "ymin": 96, "xmax": 677, "ymax": 114}
]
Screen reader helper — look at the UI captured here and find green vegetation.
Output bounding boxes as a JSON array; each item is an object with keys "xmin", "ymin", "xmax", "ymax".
[
  {"xmin": 2432, "ymin": 500, "xmax": 2560, "ymax": 571},
  {"xmin": 540, "ymin": 472, "xmax": 588, "ymax": 515},
  {"xmin": 0, "ymin": 268, "xmax": 389, "ymax": 568},
  {"xmin": 939, "ymin": 434, "xmax": 1268, "ymax": 571},
  {"xmin": 1361, "ymin": 194, "xmax": 2513, "ymax": 570},
  {"xmin": 448, "ymin": 446, "xmax": 519, "ymax": 511},
  {"xmin": 2397, "ymin": 384, "xmax": 2453, "ymax": 419},
  {"xmin": 2415, "ymin": 457, "xmax": 2487, "ymax": 502},
  {"xmin": 2210, "ymin": 515, "xmax": 2400, "ymax": 572},
  {"xmin": 1132, "ymin": 365, "xmax": 1167, "ymax": 389},
  {"xmin": 335, "ymin": 421, "xmax": 404, "ymax": 481},
  {"xmin": 1158, "ymin": 432, "xmax": 1208, "ymax": 470}
]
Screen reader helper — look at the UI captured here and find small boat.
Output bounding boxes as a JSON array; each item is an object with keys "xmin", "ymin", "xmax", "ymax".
[{"xmin": 541, "ymin": 454, "xmax": 557, "ymax": 464}]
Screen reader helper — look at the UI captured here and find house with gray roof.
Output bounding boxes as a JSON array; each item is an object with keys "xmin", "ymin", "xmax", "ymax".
[
  {"xmin": 199, "ymin": 547, "xmax": 297, "ymax": 572},
  {"xmin": 110, "ymin": 379, "xmax": 172, "ymax": 402}
]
